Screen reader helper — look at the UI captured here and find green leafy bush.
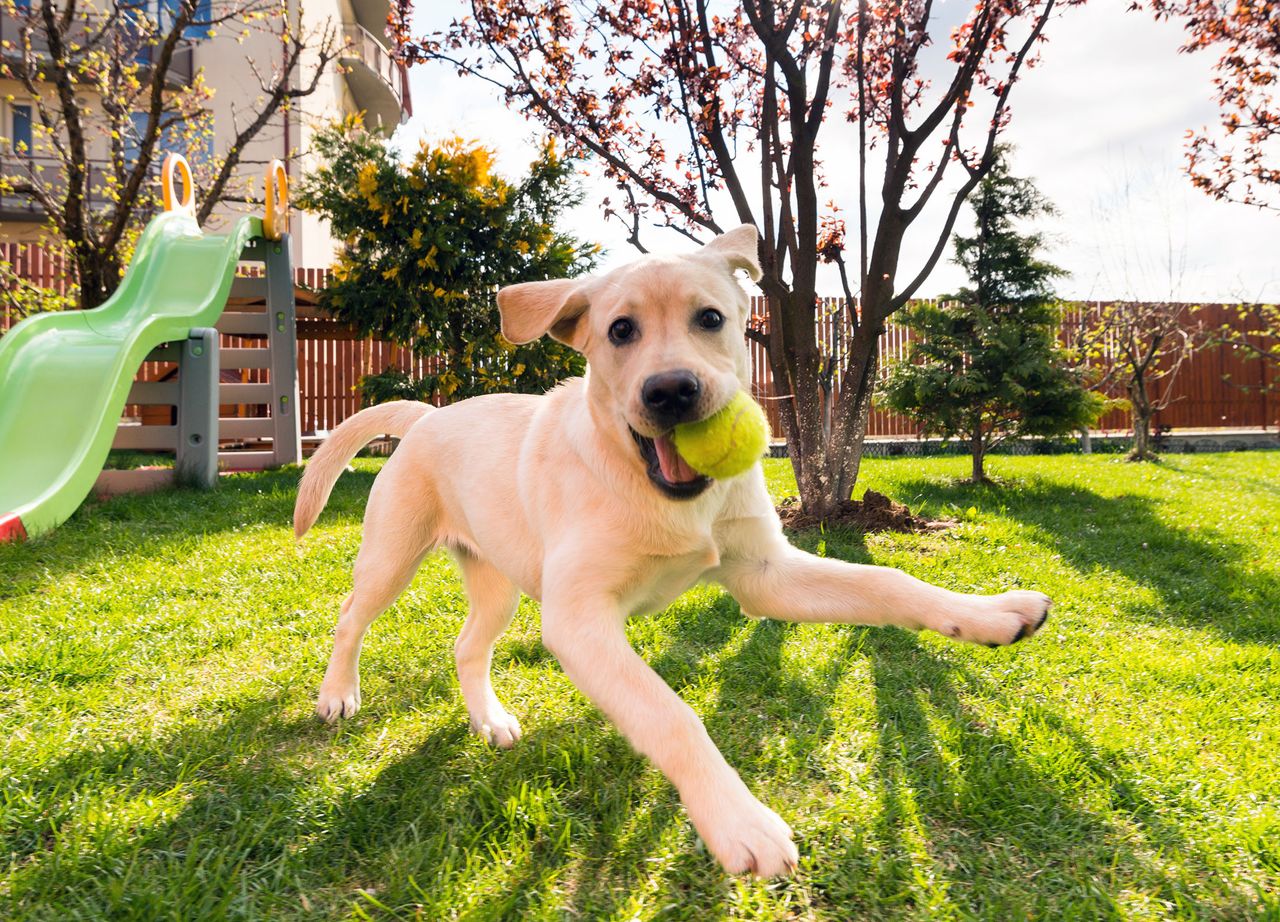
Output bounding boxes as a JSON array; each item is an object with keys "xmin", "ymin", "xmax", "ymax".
[{"xmin": 297, "ymin": 119, "xmax": 597, "ymax": 404}]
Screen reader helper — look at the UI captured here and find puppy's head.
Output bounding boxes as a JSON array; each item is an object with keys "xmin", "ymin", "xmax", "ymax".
[{"xmin": 498, "ymin": 225, "xmax": 762, "ymax": 499}]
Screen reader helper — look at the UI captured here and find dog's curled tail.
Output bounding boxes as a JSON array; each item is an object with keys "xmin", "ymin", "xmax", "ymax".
[{"xmin": 294, "ymin": 400, "xmax": 434, "ymax": 539}]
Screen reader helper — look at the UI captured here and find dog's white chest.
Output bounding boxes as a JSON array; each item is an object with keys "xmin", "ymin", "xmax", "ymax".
[{"xmin": 623, "ymin": 544, "xmax": 720, "ymax": 616}]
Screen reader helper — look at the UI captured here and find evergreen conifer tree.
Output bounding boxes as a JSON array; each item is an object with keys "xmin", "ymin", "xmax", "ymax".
[{"xmin": 883, "ymin": 149, "xmax": 1103, "ymax": 482}]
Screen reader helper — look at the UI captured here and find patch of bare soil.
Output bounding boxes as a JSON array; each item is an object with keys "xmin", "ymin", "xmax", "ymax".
[{"xmin": 777, "ymin": 490, "xmax": 955, "ymax": 533}]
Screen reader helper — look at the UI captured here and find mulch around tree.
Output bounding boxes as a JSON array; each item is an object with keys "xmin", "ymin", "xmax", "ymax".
[{"xmin": 777, "ymin": 489, "xmax": 955, "ymax": 533}]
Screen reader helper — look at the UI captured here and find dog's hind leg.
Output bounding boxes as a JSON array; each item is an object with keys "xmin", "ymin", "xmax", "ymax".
[
  {"xmin": 454, "ymin": 554, "xmax": 522, "ymax": 748},
  {"xmin": 316, "ymin": 461, "xmax": 438, "ymax": 722}
]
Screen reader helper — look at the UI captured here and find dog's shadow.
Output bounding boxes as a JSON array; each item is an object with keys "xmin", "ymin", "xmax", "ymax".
[{"xmin": 895, "ymin": 472, "xmax": 1280, "ymax": 645}]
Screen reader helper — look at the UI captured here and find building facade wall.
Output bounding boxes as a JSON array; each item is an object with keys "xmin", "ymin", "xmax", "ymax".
[
  {"xmin": 192, "ymin": 0, "xmax": 365, "ymax": 267},
  {"xmin": 0, "ymin": 0, "xmax": 406, "ymax": 269}
]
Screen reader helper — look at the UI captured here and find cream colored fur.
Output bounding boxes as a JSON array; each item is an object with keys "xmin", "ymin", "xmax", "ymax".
[{"xmin": 293, "ymin": 225, "xmax": 1051, "ymax": 877}]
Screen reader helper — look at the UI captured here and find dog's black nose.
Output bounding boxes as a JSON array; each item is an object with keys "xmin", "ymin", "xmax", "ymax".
[{"xmin": 642, "ymin": 370, "xmax": 701, "ymax": 424}]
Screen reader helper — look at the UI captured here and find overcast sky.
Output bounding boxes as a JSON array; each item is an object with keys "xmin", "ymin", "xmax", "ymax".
[{"xmin": 393, "ymin": 3, "xmax": 1279, "ymax": 302}]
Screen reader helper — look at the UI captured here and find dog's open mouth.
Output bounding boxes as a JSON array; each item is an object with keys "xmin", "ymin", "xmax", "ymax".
[{"xmin": 631, "ymin": 429, "xmax": 712, "ymax": 499}]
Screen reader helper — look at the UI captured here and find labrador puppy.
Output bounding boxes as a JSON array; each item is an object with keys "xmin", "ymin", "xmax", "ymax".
[{"xmin": 293, "ymin": 225, "xmax": 1051, "ymax": 877}]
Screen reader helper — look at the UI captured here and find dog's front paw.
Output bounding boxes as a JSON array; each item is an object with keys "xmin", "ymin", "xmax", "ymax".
[
  {"xmin": 316, "ymin": 681, "xmax": 361, "ymax": 722},
  {"xmin": 469, "ymin": 708, "xmax": 522, "ymax": 749},
  {"xmin": 940, "ymin": 590, "xmax": 1051, "ymax": 647},
  {"xmin": 687, "ymin": 788, "xmax": 798, "ymax": 877}
]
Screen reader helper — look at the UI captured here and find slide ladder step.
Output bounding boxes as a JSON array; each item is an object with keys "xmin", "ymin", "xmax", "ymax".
[
  {"xmin": 127, "ymin": 381, "xmax": 179, "ymax": 405},
  {"xmin": 115, "ymin": 425, "xmax": 178, "ymax": 450},
  {"xmin": 219, "ymin": 382, "xmax": 273, "ymax": 403},
  {"xmin": 217, "ymin": 450, "xmax": 278, "ymax": 471},
  {"xmin": 229, "ymin": 277, "xmax": 268, "ymax": 300},
  {"xmin": 217, "ymin": 311, "xmax": 271, "ymax": 336},
  {"xmin": 218, "ymin": 417, "xmax": 274, "ymax": 440},
  {"xmin": 220, "ymin": 347, "xmax": 271, "ymax": 370}
]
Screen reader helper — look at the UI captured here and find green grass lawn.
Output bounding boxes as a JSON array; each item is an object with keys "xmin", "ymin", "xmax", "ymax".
[{"xmin": 1, "ymin": 453, "xmax": 1278, "ymax": 921}]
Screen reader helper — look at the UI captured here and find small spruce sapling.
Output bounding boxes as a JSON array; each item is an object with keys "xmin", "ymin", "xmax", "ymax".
[{"xmin": 883, "ymin": 149, "xmax": 1103, "ymax": 483}]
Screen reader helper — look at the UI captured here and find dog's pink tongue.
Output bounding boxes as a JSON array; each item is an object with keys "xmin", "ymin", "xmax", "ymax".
[{"xmin": 654, "ymin": 435, "xmax": 700, "ymax": 483}]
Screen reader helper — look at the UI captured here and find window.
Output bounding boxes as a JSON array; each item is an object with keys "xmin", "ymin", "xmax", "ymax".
[
  {"xmin": 124, "ymin": 112, "xmax": 196, "ymax": 164},
  {"xmin": 189, "ymin": 0, "xmax": 212, "ymax": 38},
  {"xmin": 157, "ymin": 0, "xmax": 212, "ymax": 39},
  {"xmin": 124, "ymin": 112, "xmax": 149, "ymax": 164},
  {"xmin": 11, "ymin": 104, "xmax": 33, "ymax": 155}
]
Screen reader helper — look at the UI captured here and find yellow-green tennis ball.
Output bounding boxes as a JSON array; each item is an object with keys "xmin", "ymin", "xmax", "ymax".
[{"xmin": 672, "ymin": 391, "xmax": 769, "ymax": 480}]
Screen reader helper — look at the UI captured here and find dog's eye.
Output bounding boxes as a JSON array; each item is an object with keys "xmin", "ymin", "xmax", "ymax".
[
  {"xmin": 697, "ymin": 307, "xmax": 724, "ymax": 330},
  {"xmin": 608, "ymin": 317, "xmax": 636, "ymax": 345}
]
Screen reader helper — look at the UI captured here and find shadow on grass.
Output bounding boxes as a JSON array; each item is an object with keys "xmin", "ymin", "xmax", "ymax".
[
  {"xmin": 8, "ymin": 474, "xmax": 1272, "ymax": 918},
  {"xmin": 0, "ymin": 593, "xmax": 748, "ymax": 918},
  {"xmin": 0, "ymin": 466, "xmax": 375, "ymax": 602},
  {"xmin": 895, "ymin": 475, "xmax": 1280, "ymax": 645},
  {"xmin": 2, "ymin": 691, "xmax": 329, "ymax": 917},
  {"xmin": 5, "ymin": 609, "xmax": 1263, "ymax": 919},
  {"xmin": 0, "ymin": 467, "xmax": 379, "ymax": 695},
  {"xmin": 297, "ymin": 621, "xmax": 726, "ymax": 918},
  {"xmin": 828, "ymin": 630, "xmax": 1265, "ymax": 919},
  {"xmin": 291, "ymin": 594, "xmax": 863, "ymax": 919},
  {"xmin": 3, "ymin": 663, "xmax": 523, "ymax": 918},
  {"xmin": 624, "ymin": 613, "xmax": 866, "ymax": 918}
]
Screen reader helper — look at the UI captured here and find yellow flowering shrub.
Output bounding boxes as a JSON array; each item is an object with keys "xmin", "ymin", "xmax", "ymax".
[{"xmin": 297, "ymin": 120, "xmax": 596, "ymax": 404}]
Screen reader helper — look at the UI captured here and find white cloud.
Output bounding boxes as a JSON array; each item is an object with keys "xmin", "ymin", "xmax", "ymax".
[{"xmin": 397, "ymin": 2, "xmax": 1280, "ymax": 301}]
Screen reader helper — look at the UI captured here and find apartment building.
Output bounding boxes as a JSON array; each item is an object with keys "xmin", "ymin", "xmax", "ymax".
[{"xmin": 0, "ymin": 0, "xmax": 411, "ymax": 268}]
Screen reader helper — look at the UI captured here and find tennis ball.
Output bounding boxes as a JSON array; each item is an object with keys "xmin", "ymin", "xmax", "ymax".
[{"xmin": 672, "ymin": 391, "xmax": 769, "ymax": 480}]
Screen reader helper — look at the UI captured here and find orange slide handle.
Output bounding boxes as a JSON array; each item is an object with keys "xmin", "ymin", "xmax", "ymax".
[
  {"xmin": 161, "ymin": 152, "xmax": 195, "ymax": 216},
  {"xmin": 264, "ymin": 160, "xmax": 289, "ymax": 241}
]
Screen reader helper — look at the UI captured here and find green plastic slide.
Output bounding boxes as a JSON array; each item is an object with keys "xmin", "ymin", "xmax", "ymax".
[{"xmin": 0, "ymin": 211, "xmax": 261, "ymax": 540}]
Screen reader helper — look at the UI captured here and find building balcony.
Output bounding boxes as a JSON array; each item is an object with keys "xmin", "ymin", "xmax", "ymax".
[
  {"xmin": 347, "ymin": 0, "xmax": 391, "ymax": 43},
  {"xmin": 0, "ymin": 11, "xmax": 194, "ymax": 90},
  {"xmin": 132, "ymin": 40, "xmax": 196, "ymax": 89},
  {"xmin": 0, "ymin": 156, "xmax": 158, "ymax": 222},
  {"xmin": 340, "ymin": 23, "xmax": 411, "ymax": 134}
]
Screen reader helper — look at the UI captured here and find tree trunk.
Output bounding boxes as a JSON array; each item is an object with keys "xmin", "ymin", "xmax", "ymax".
[
  {"xmin": 827, "ymin": 325, "xmax": 879, "ymax": 499},
  {"xmin": 1079, "ymin": 428, "xmax": 1092, "ymax": 454},
  {"xmin": 781, "ymin": 319, "xmax": 881, "ymax": 519},
  {"xmin": 764, "ymin": 297, "xmax": 824, "ymax": 515},
  {"xmin": 971, "ymin": 431, "xmax": 985, "ymax": 483},
  {"xmin": 765, "ymin": 285, "xmax": 837, "ymax": 518},
  {"xmin": 1132, "ymin": 411, "xmax": 1152, "ymax": 460},
  {"xmin": 76, "ymin": 250, "xmax": 121, "ymax": 311},
  {"xmin": 1129, "ymin": 378, "xmax": 1155, "ymax": 461},
  {"xmin": 790, "ymin": 394, "xmax": 833, "ymax": 517}
]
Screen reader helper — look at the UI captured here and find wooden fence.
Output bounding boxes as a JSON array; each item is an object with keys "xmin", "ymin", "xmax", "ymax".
[
  {"xmin": 1, "ymin": 242, "xmax": 73, "ymax": 325},
  {"xmin": 2, "ymin": 241, "xmax": 1276, "ymax": 437},
  {"xmin": 746, "ymin": 297, "xmax": 1278, "ymax": 438}
]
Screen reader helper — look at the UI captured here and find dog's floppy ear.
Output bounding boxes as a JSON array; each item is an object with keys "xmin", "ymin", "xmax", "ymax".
[
  {"xmin": 497, "ymin": 278, "xmax": 590, "ymax": 348},
  {"xmin": 699, "ymin": 224, "xmax": 762, "ymax": 282}
]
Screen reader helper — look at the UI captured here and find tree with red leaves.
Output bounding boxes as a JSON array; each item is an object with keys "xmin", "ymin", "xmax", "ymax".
[
  {"xmin": 395, "ymin": 0, "xmax": 1084, "ymax": 517},
  {"xmin": 1072, "ymin": 299, "xmax": 1204, "ymax": 461},
  {"xmin": 1142, "ymin": 0, "xmax": 1280, "ymax": 211}
]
